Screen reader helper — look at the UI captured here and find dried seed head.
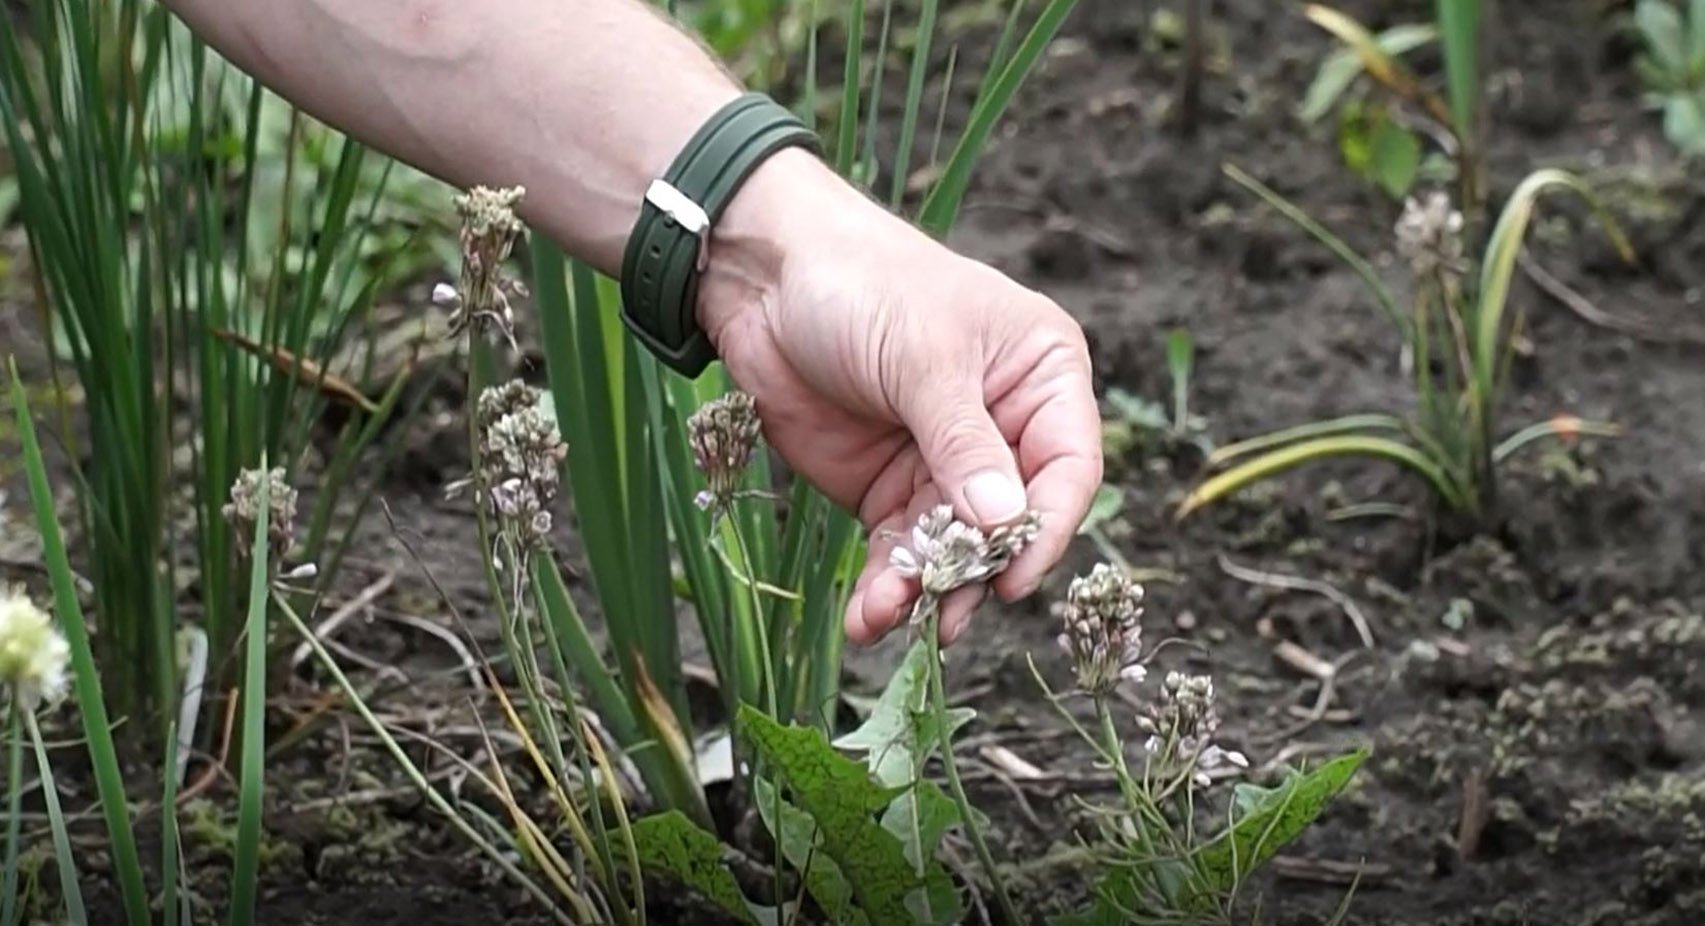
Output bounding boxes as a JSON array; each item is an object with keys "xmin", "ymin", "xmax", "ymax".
[
  {"xmin": 440, "ymin": 185, "xmax": 527, "ymax": 345},
  {"xmin": 0, "ymin": 587, "xmax": 70, "ymax": 711},
  {"xmin": 473, "ymin": 380, "xmax": 567, "ymax": 548},
  {"xmin": 890, "ymin": 505, "xmax": 1040, "ymax": 602},
  {"xmin": 222, "ymin": 466, "xmax": 298, "ymax": 561},
  {"xmin": 1055, "ymin": 563, "xmax": 1147, "ymax": 695},
  {"xmin": 985, "ymin": 510, "xmax": 1042, "ymax": 575},
  {"xmin": 686, "ymin": 391, "xmax": 763, "ymax": 511},
  {"xmin": 1395, "ymin": 190, "xmax": 1466, "ymax": 279},
  {"xmin": 1139, "ymin": 671, "xmax": 1248, "ymax": 787}
]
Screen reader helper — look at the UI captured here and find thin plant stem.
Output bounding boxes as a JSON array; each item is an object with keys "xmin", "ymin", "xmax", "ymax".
[
  {"xmin": 272, "ymin": 592, "xmax": 577, "ymax": 924},
  {"xmin": 2, "ymin": 701, "xmax": 21, "ymax": 926},
  {"xmin": 723, "ymin": 510, "xmax": 785, "ymax": 911},
  {"xmin": 726, "ymin": 514, "xmax": 779, "ymax": 718},
  {"xmin": 1096, "ymin": 696, "xmax": 1143, "ymax": 816},
  {"xmin": 923, "ymin": 607, "xmax": 1021, "ymax": 924}
]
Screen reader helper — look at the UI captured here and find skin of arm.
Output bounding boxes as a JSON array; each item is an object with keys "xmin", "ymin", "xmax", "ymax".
[{"xmin": 160, "ymin": 0, "xmax": 1105, "ymax": 645}]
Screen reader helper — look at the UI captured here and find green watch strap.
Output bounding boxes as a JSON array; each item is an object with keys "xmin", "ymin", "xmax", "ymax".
[{"xmin": 619, "ymin": 91, "xmax": 822, "ymax": 378}]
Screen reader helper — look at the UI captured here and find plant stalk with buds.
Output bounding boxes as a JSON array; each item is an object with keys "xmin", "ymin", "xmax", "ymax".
[{"xmin": 889, "ymin": 503, "xmax": 1041, "ymax": 925}]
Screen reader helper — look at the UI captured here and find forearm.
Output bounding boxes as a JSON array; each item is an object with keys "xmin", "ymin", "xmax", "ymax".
[{"xmin": 159, "ymin": 0, "xmax": 747, "ymax": 274}]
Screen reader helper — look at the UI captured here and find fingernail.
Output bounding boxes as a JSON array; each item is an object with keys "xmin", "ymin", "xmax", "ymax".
[{"xmin": 964, "ymin": 470, "xmax": 1026, "ymax": 524}]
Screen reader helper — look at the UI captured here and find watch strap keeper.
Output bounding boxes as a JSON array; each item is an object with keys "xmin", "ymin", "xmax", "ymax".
[{"xmin": 619, "ymin": 91, "xmax": 821, "ymax": 377}]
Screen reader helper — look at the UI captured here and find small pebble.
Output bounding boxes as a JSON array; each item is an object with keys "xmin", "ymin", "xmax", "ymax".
[{"xmin": 1175, "ymin": 610, "xmax": 1198, "ymax": 631}]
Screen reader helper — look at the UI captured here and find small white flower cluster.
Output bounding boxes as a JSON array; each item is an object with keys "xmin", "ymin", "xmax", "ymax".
[
  {"xmin": 0, "ymin": 587, "xmax": 70, "ymax": 711},
  {"xmin": 1395, "ymin": 190, "xmax": 1466, "ymax": 279},
  {"xmin": 471, "ymin": 380, "xmax": 568, "ymax": 547},
  {"xmin": 1139, "ymin": 671, "xmax": 1249, "ymax": 787},
  {"xmin": 890, "ymin": 505, "xmax": 1042, "ymax": 601},
  {"xmin": 222, "ymin": 466, "xmax": 299, "ymax": 561},
  {"xmin": 1055, "ymin": 562, "xmax": 1147, "ymax": 696},
  {"xmin": 686, "ymin": 392, "xmax": 763, "ymax": 511},
  {"xmin": 435, "ymin": 185, "xmax": 528, "ymax": 345}
]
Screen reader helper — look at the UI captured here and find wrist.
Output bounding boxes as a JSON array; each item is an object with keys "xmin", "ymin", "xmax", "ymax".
[{"xmin": 694, "ymin": 147, "xmax": 855, "ymax": 344}]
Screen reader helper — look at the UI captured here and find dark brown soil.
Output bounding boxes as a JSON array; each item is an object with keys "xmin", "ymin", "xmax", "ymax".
[{"xmin": 4, "ymin": 0, "xmax": 1704, "ymax": 924}]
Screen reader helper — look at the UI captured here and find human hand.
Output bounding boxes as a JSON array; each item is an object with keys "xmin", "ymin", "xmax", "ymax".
[{"xmin": 697, "ymin": 149, "xmax": 1103, "ymax": 646}]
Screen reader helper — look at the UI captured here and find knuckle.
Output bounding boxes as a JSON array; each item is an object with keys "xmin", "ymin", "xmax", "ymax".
[{"xmin": 924, "ymin": 410, "xmax": 998, "ymax": 467}]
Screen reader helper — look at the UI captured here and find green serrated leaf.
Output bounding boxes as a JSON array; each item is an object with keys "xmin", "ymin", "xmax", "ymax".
[
  {"xmin": 632, "ymin": 811, "xmax": 768, "ymax": 926},
  {"xmin": 738, "ymin": 706, "xmax": 920, "ymax": 923},
  {"xmin": 755, "ymin": 778, "xmax": 865, "ymax": 926},
  {"xmin": 1193, "ymin": 749, "xmax": 1368, "ymax": 896},
  {"xmin": 1369, "ymin": 119, "xmax": 1421, "ymax": 198}
]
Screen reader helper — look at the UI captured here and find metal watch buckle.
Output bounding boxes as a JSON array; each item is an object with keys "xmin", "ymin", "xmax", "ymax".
[{"xmin": 645, "ymin": 178, "xmax": 712, "ymax": 272}]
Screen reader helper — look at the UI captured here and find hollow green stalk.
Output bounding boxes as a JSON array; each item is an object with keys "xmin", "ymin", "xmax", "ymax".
[{"xmin": 922, "ymin": 606, "xmax": 1020, "ymax": 924}]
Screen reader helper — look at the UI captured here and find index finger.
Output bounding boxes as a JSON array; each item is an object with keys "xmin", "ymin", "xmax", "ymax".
[{"xmin": 992, "ymin": 354, "xmax": 1103, "ymax": 600}]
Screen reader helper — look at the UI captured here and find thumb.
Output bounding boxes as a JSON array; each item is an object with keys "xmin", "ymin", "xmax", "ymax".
[{"xmin": 904, "ymin": 384, "xmax": 1028, "ymax": 528}]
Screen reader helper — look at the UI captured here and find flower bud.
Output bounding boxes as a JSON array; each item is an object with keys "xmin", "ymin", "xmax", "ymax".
[
  {"xmin": 686, "ymin": 391, "xmax": 763, "ymax": 511},
  {"xmin": 1055, "ymin": 563, "xmax": 1146, "ymax": 696}
]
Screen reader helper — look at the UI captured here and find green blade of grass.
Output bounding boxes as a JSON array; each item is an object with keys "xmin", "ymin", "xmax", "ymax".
[
  {"xmin": 2, "ymin": 704, "xmax": 21, "ymax": 926},
  {"xmin": 1473, "ymin": 170, "xmax": 1633, "ymax": 410},
  {"xmin": 24, "ymin": 711, "xmax": 85, "ymax": 924},
  {"xmin": 8, "ymin": 358, "xmax": 151, "ymax": 924},
  {"xmin": 1299, "ymin": 23, "xmax": 1437, "ymax": 122},
  {"xmin": 1206, "ymin": 413, "xmax": 1410, "ymax": 467},
  {"xmin": 1221, "ymin": 163, "xmax": 1406, "ymax": 337},
  {"xmin": 918, "ymin": 0, "xmax": 1080, "ymax": 236},
  {"xmin": 1492, "ymin": 416, "xmax": 1623, "ymax": 463},
  {"xmin": 1435, "ymin": 0, "xmax": 1479, "ymax": 142},
  {"xmin": 1178, "ymin": 433, "xmax": 1463, "ymax": 519},
  {"xmin": 228, "ymin": 460, "xmax": 274, "ymax": 926},
  {"xmin": 835, "ymin": 0, "xmax": 867, "ymax": 174},
  {"xmin": 889, "ymin": 0, "xmax": 940, "ymax": 209},
  {"xmin": 162, "ymin": 719, "xmax": 183, "ymax": 926}
]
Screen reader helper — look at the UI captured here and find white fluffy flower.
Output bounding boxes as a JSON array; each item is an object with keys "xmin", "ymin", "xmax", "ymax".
[
  {"xmin": 889, "ymin": 505, "xmax": 1041, "ymax": 603},
  {"xmin": 0, "ymin": 589, "xmax": 71, "ymax": 711}
]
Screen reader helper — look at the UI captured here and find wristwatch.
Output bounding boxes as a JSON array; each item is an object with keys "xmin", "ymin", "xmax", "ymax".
[{"xmin": 618, "ymin": 91, "xmax": 822, "ymax": 378}]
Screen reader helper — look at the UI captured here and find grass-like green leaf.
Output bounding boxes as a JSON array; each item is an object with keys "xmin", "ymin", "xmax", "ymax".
[
  {"xmin": 8, "ymin": 358, "xmax": 151, "ymax": 924},
  {"xmin": 229, "ymin": 459, "xmax": 275, "ymax": 926},
  {"xmin": 632, "ymin": 811, "xmax": 768, "ymax": 926},
  {"xmin": 1474, "ymin": 169, "xmax": 1634, "ymax": 409},
  {"xmin": 1299, "ymin": 22, "xmax": 1437, "ymax": 123},
  {"xmin": 1491, "ymin": 416, "xmax": 1623, "ymax": 463},
  {"xmin": 1206, "ymin": 413, "xmax": 1410, "ymax": 467},
  {"xmin": 1193, "ymin": 749, "xmax": 1368, "ymax": 896},
  {"xmin": 738, "ymin": 705, "xmax": 920, "ymax": 923},
  {"xmin": 1179, "ymin": 434, "xmax": 1463, "ymax": 518},
  {"xmin": 1221, "ymin": 164, "xmax": 1406, "ymax": 336},
  {"xmin": 1691, "ymin": 0, "xmax": 1705, "ymax": 69},
  {"xmin": 24, "ymin": 710, "xmax": 85, "ymax": 923},
  {"xmin": 918, "ymin": 0, "xmax": 1080, "ymax": 235},
  {"xmin": 1435, "ymin": 0, "xmax": 1479, "ymax": 142}
]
